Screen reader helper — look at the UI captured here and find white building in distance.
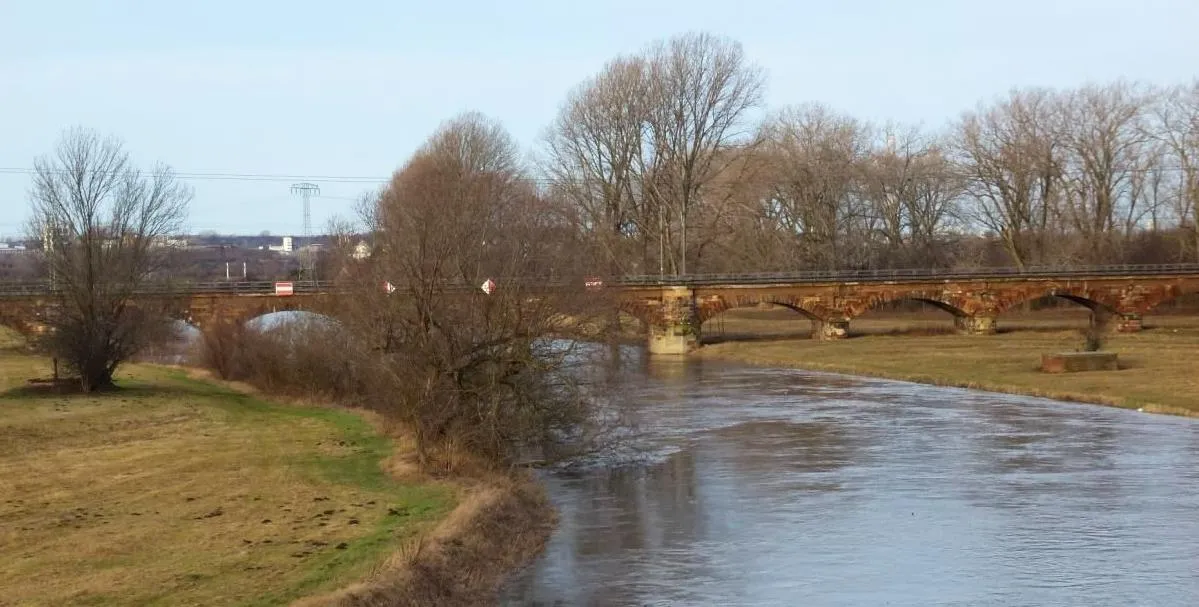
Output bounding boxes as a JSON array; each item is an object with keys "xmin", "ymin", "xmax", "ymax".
[{"xmin": 264, "ymin": 236, "xmax": 294, "ymax": 253}]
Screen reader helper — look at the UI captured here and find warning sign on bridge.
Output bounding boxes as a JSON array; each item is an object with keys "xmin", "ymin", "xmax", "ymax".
[{"xmin": 275, "ymin": 282, "xmax": 294, "ymax": 296}]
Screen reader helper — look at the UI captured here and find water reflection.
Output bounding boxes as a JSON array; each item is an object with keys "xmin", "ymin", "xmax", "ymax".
[{"xmin": 502, "ymin": 357, "xmax": 1199, "ymax": 606}]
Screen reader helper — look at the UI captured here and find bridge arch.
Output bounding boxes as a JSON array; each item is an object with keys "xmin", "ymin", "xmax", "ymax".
[
  {"xmin": 698, "ymin": 296, "xmax": 825, "ymax": 342},
  {"xmin": 1143, "ymin": 288, "xmax": 1199, "ymax": 313},
  {"xmin": 996, "ymin": 289, "xmax": 1121, "ymax": 325},
  {"xmin": 244, "ymin": 309, "xmax": 339, "ymax": 332},
  {"xmin": 910, "ymin": 298, "xmax": 968, "ymax": 317},
  {"xmin": 843, "ymin": 296, "xmax": 973, "ymax": 336},
  {"xmin": 617, "ymin": 300, "xmax": 657, "ymax": 329},
  {"xmin": 847, "ymin": 293, "xmax": 970, "ymax": 321},
  {"xmin": 183, "ymin": 297, "xmax": 330, "ymax": 330},
  {"xmin": 1138, "ymin": 289, "xmax": 1199, "ymax": 328},
  {"xmin": 696, "ymin": 294, "xmax": 823, "ymax": 325},
  {"xmin": 764, "ymin": 302, "xmax": 823, "ymax": 322}
]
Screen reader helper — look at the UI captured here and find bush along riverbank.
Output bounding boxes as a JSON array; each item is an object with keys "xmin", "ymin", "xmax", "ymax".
[
  {"xmin": 180, "ymin": 367, "xmax": 560, "ymax": 607},
  {"xmin": 693, "ymin": 328, "xmax": 1199, "ymax": 418},
  {"xmin": 296, "ymin": 475, "xmax": 555, "ymax": 607}
]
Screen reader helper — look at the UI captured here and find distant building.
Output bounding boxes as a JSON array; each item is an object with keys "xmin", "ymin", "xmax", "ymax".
[
  {"xmin": 264, "ymin": 236, "xmax": 294, "ymax": 253},
  {"xmin": 152, "ymin": 237, "xmax": 191, "ymax": 249}
]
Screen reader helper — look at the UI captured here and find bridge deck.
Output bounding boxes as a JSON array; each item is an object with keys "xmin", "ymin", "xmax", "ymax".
[{"xmin": 3, "ymin": 264, "xmax": 1199, "ymax": 296}]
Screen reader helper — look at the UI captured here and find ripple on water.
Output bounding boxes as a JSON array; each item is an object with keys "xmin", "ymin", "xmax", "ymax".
[{"xmin": 501, "ymin": 358, "xmax": 1199, "ymax": 606}]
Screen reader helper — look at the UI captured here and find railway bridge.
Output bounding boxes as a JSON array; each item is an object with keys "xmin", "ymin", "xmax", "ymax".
[{"xmin": 3, "ymin": 264, "xmax": 1198, "ymax": 355}]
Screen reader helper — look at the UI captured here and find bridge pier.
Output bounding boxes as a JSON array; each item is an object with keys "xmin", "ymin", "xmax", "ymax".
[
  {"xmin": 818, "ymin": 318, "xmax": 850, "ymax": 340},
  {"xmin": 955, "ymin": 315, "xmax": 997, "ymax": 335},
  {"xmin": 1115, "ymin": 313, "xmax": 1143, "ymax": 333},
  {"xmin": 1087, "ymin": 310, "xmax": 1144, "ymax": 333},
  {"xmin": 647, "ymin": 287, "xmax": 699, "ymax": 355}
]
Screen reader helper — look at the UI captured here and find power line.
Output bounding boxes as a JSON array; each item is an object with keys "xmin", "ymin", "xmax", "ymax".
[
  {"xmin": 0, "ymin": 167, "xmax": 389, "ymax": 184},
  {"xmin": 0, "ymin": 167, "xmax": 608, "ymax": 189},
  {"xmin": 2, "ymin": 163, "xmax": 1197, "ymax": 185},
  {"xmin": 0, "ymin": 167, "xmax": 618, "ymax": 186},
  {"xmin": 0, "ymin": 167, "xmax": 573, "ymax": 186}
]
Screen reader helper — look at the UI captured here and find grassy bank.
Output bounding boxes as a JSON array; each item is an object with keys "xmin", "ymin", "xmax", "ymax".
[
  {"xmin": 0, "ymin": 351, "xmax": 552, "ymax": 605},
  {"xmin": 695, "ymin": 310, "xmax": 1199, "ymax": 417}
]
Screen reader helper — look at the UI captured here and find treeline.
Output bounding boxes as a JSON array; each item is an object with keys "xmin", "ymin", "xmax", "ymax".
[{"xmin": 526, "ymin": 32, "xmax": 1199, "ymax": 274}]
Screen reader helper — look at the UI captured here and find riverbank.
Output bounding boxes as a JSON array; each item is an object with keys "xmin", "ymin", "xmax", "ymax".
[
  {"xmin": 0, "ymin": 351, "xmax": 554, "ymax": 605},
  {"xmin": 695, "ymin": 326, "xmax": 1199, "ymax": 417}
]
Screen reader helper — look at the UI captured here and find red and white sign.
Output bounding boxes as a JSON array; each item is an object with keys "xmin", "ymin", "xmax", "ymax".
[
  {"xmin": 383, "ymin": 281, "xmax": 396, "ymax": 294},
  {"xmin": 584, "ymin": 277, "xmax": 604, "ymax": 289},
  {"xmin": 481, "ymin": 278, "xmax": 496, "ymax": 295},
  {"xmin": 274, "ymin": 281, "xmax": 294, "ymax": 296}
]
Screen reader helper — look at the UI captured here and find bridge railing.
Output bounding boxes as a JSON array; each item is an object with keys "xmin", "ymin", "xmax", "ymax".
[
  {"xmin": 3, "ymin": 263, "xmax": 1199, "ymax": 296},
  {"xmin": 612, "ymin": 263, "xmax": 1199, "ymax": 286},
  {"xmin": 0, "ymin": 280, "xmax": 338, "ymax": 296}
]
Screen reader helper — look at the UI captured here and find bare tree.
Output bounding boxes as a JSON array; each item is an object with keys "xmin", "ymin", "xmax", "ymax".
[
  {"xmin": 1124, "ymin": 139, "xmax": 1171, "ymax": 236},
  {"xmin": 759, "ymin": 103, "xmax": 872, "ymax": 270},
  {"xmin": 1057, "ymin": 82, "xmax": 1154, "ymax": 262},
  {"xmin": 681, "ymin": 144, "xmax": 773, "ymax": 271},
  {"xmin": 543, "ymin": 56, "xmax": 651, "ymax": 275},
  {"xmin": 700, "ymin": 143, "xmax": 795, "ymax": 271},
  {"xmin": 28, "ymin": 127, "xmax": 191, "ymax": 392},
  {"xmin": 955, "ymin": 89, "xmax": 1065, "ymax": 268},
  {"xmin": 538, "ymin": 40, "xmax": 1199, "ymax": 272},
  {"xmin": 333, "ymin": 113, "xmax": 616, "ymax": 469},
  {"xmin": 1153, "ymin": 80, "xmax": 1199, "ymax": 260},
  {"xmin": 544, "ymin": 32, "xmax": 763, "ymax": 277},
  {"xmin": 639, "ymin": 31, "xmax": 765, "ymax": 275},
  {"xmin": 860, "ymin": 125, "xmax": 964, "ymax": 267}
]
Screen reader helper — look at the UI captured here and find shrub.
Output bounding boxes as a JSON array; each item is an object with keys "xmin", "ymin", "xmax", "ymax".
[
  {"xmin": 197, "ymin": 316, "xmax": 371, "ymax": 405},
  {"xmin": 196, "ymin": 320, "xmax": 249, "ymax": 380}
]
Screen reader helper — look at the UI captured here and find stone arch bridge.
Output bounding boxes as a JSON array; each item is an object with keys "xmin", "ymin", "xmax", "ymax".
[
  {"xmin": 615, "ymin": 265, "xmax": 1199, "ymax": 353},
  {"xmin": 2, "ymin": 265, "xmax": 1198, "ymax": 355},
  {"xmin": 0, "ymin": 283, "xmax": 337, "ymax": 339}
]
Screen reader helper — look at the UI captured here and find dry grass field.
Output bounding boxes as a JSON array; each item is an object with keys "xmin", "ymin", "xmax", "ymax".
[
  {"xmin": 696, "ymin": 305, "xmax": 1199, "ymax": 416},
  {"xmin": 701, "ymin": 302, "xmax": 1199, "ymax": 342},
  {"xmin": 0, "ymin": 326, "xmax": 23, "ymax": 350},
  {"xmin": 0, "ymin": 347, "xmax": 453, "ymax": 606}
]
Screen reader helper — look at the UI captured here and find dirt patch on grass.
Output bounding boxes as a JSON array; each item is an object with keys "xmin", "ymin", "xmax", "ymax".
[{"xmin": 7, "ymin": 376, "xmax": 85, "ymax": 396}]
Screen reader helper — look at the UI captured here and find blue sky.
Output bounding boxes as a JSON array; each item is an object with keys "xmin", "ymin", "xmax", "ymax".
[{"xmin": 2, "ymin": 0, "xmax": 1198, "ymax": 238}]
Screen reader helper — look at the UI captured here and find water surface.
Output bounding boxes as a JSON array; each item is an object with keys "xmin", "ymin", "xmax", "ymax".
[{"xmin": 502, "ymin": 350, "xmax": 1199, "ymax": 606}]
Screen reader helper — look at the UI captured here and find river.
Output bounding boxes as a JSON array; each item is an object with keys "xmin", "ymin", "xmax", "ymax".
[{"xmin": 500, "ymin": 347, "xmax": 1199, "ymax": 606}]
